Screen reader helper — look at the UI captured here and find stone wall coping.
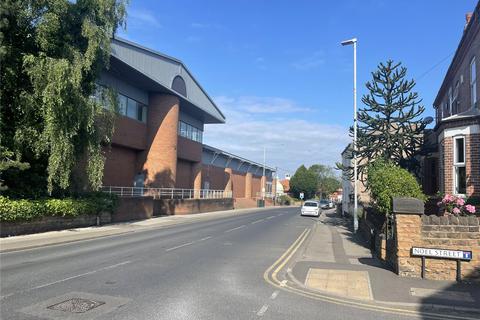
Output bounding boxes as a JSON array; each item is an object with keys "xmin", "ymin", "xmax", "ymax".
[{"xmin": 392, "ymin": 197, "xmax": 424, "ymax": 215}]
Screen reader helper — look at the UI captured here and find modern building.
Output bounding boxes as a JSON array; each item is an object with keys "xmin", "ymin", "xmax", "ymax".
[
  {"xmin": 99, "ymin": 37, "xmax": 274, "ymax": 198},
  {"xmin": 432, "ymin": 5, "xmax": 480, "ymax": 198}
]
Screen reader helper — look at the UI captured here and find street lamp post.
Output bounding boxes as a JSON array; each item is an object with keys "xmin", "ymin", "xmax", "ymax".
[
  {"xmin": 341, "ymin": 37, "xmax": 358, "ymax": 233},
  {"xmin": 262, "ymin": 146, "xmax": 266, "ymax": 201}
]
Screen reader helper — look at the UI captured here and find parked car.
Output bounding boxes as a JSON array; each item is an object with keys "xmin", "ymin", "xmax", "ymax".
[
  {"xmin": 319, "ymin": 199, "xmax": 330, "ymax": 209},
  {"xmin": 301, "ymin": 200, "xmax": 321, "ymax": 217},
  {"xmin": 328, "ymin": 200, "xmax": 335, "ymax": 209}
]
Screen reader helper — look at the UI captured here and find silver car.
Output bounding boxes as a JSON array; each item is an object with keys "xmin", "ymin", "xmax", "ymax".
[{"xmin": 300, "ymin": 200, "xmax": 321, "ymax": 217}]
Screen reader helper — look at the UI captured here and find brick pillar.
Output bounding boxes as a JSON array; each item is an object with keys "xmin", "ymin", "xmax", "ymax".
[
  {"xmin": 224, "ymin": 168, "xmax": 232, "ymax": 197},
  {"xmin": 245, "ymin": 172, "xmax": 252, "ymax": 198},
  {"xmin": 260, "ymin": 175, "xmax": 266, "ymax": 198},
  {"xmin": 193, "ymin": 162, "xmax": 202, "ymax": 199},
  {"xmin": 393, "ymin": 197, "xmax": 424, "ymax": 278},
  {"xmin": 142, "ymin": 94, "xmax": 179, "ymax": 188}
]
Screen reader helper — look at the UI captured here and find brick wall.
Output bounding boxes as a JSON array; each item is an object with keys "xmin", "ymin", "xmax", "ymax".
[
  {"xmin": 1, "ymin": 212, "xmax": 112, "ymax": 237},
  {"xmin": 153, "ymin": 198, "xmax": 233, "ymax": 215},
  {"xmin": 103, "ymin": 145, "xmax": 138, "ymax": 186},
  {"xmin": 232, "ymin": 171, "xmax": 246, "ymax": 198},
  {"xmin": 202, "ymin": 165, "xmax": 227, "ymax": 190},
  {"xmin": 395, "ymin": 213, "xmax": 479, "ymax": 281}
]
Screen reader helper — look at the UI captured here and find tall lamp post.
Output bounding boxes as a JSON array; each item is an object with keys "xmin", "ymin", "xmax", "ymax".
[{"xmin": 341, "ymin": 37, "xmax": 358, "ymax": 233}]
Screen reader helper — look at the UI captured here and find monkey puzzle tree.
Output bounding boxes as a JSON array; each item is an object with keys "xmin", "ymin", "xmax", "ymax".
[{"xmin": 337, "ymin": 60, "xmax": 428, "ymax": 180}]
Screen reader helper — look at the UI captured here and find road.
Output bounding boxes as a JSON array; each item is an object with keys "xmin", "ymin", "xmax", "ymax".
[{"xmin": 1, "ymin": 207, "xmax": 415, "ymax": 319}]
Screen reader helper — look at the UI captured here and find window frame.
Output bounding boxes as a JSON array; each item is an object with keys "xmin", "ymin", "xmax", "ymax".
[
  {"xmin": 453, "ymin": 136, "xmax": 466, "ymax": 195},
  {"xmin": 470, "ymin": 57, "xmax": 477, "ymax": 109}
]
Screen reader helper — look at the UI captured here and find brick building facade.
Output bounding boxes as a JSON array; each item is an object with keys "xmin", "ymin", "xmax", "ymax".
[
  {"xmin": 100, "ymin": 37, "xmax": 273, "ymax": 198},
  {"xmin": 432, "ymin": 4, "xmax": 480, "ymax": 199}
]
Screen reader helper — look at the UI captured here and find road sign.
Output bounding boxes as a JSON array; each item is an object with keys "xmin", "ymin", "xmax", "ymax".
[
  {"xmin": 412, "ymin": 247, "xmax": 472, "ymax": 261},
  {"xmin": 299, "ymin": 192, "xmax": 304, "ymax": 199}
]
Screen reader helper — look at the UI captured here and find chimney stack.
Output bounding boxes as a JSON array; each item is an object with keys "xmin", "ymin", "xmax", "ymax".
[{"xmin": 465, "ymin": 12, "xmax": 473, "ymax": 30}]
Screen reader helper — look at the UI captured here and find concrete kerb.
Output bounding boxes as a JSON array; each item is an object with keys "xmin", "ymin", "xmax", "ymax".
[
  {"xmin": 273, "ymin": 220, "xmax": 480, "ymax": 317},
  {"xmin": 0, "ymin": 205, "xmax": 293, "ymax": 253}
]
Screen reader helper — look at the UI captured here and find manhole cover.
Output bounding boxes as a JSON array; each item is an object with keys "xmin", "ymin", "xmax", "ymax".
[{"xmin": 47, "ymin": 298, "xmax": 105, "ymax": 313}]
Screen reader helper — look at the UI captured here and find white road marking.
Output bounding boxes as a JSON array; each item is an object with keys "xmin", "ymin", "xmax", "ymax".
[
  {"xmin": 256, "ymin": 304, "xmax": 269, "ymax": 316},
  {"xmin": 165, "ymin": 241, "xmax": 195, "ymax": 252},
  {"xmin": 198, "ymin": 236, "xmax": 212, "ymax": 241},
  {"xmin": 280, "ymin": 280, "xmax": 287, "ymax": 287},
  {"xmin": 251, "ymin": 219, "xmax": 265, "ymax": 224},
  {"xmin": 1, "ymin": 260, "xmax": 132, "ymax": 299},
  {"xmin": 266, "ymin": 216, "xmax": 275, "ymax": 220},
  {"xmin": 224, "ymin": 225, "xmax": 246, "ymax": 233},
  {"xmin": 270, "ymin": 290, "xmax": 279, "ymax": 300},
  {"xmin": 277, "ymin": 213, "xmax": 283, "ymax": 216}
]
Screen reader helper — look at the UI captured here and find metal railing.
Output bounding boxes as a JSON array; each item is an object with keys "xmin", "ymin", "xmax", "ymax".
[{"xmin": 101, "ymin": 186, "xmax": 232, "ymax": 200}]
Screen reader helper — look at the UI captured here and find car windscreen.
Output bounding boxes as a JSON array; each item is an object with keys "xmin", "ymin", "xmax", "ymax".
[
  {"xmin": 303, "ymin": 202, "xmax": 318, "ymax": 207},
  {"xmin": 320, "ymin": 200, "xmax": 328, "ymax": 204}
]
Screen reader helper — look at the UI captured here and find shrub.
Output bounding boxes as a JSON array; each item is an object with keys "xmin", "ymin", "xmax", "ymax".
[
  {"xmin": 437, "ymin": 194, "xmax": 476, "ymax": 216},
  {"xmin": 278, "ymin": 195, "xmax": 292, "ymax": 205},
  {"xmin": 0, "ymin": 192, "xmax": 118, "ymax": 222},
  {"xmin": 367, "ymin": 160, "xmax": 426, "ymax": 215}
]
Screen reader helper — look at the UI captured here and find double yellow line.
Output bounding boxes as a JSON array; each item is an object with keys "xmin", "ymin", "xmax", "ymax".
[{"xmin": 263, "ymin": 228, "xmax": 478, "ymax": 320}]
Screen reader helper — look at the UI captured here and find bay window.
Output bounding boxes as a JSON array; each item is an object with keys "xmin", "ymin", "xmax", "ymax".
[{"xmin": 453, "ymin": 136, "xmax": 466, "ymax": 195}]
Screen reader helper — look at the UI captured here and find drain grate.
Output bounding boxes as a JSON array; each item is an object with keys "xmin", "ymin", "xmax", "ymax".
[{"xmin": 47, "ymin": 298, "xmax": 105, "ymax": 313}]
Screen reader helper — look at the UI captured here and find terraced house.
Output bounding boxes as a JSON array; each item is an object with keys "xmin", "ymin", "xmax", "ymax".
[
  {"xmin": 98, "ymin": 37, "xmax": 274, "ymax": 204},
  {"xmin": 433, "ymin": 5, "xmax": 480, "ymax": 198}
]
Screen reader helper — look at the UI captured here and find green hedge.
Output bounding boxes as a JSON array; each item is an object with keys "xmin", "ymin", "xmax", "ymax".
[
  {"xmin": 0, "ymin": 192, "xmax": 118, "ymax": 222},
  {"xmin": 367, "ymin": 160, "xmax": 426, "ymax": 215}
]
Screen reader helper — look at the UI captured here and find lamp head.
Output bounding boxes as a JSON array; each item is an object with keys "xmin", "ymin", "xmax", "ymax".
[{"xmin": 341, "ymin": 38, "xmax": 357, "ymax": 46}]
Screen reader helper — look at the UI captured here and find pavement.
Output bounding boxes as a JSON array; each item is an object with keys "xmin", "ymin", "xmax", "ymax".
[
  {"xmin": 278, "ymin": 210, "xmax": 480, "ymax": 318},
  {"xmin": 1, "ymin": 206, "xmax": 479, "ymax": 319}
]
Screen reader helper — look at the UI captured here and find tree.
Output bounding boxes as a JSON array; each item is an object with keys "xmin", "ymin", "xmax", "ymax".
[
  {"xmin": 0, "ymin": 0, "xmax": 127, "ymax": 194},
  {"xmin": 290, "ymin": 165, "xmax": 317, "ymax": 199},
  {"xmin": 338, "ymin": 60, "xmax": 427, "ymax": 180},
  {"xmin": 308, "ymin": 164, "xmax": 341, "ymax": 198}
]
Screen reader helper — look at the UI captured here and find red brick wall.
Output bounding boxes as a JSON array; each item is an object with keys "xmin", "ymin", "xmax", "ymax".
[
  {"xmin": 177, "ymin": 136, "xmax": 202, "ymax": 162},
  {"xmin": 252, "ymin": 175, "xmax": 261, "ymax": 198},
  {"xmin": 103, "ymin": 145, "xmax": 137, "ymax": 186},
  {"xmin": 111, "ymin": 115, "xmax": 147, "ymax": 150},
  {"xmin": 202, "ymin": 165, "xmax": 227, "ymax": 190},
  {"xmin": 232, "ymin": 171, "xmax": 246, "ymax": 198},
  {"xmin": 176, "ymin": 159, "xmax": 193, "ymax": 189}
]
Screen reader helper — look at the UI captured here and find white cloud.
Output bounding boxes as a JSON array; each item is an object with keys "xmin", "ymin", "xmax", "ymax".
[
  {"xmin": 292, "ymin": 51, "xmax": 325, "ymax": 70},
  {"xmin": 128, "ymin": 9, "xmax": 162, "ymax": 28},
  {"xmin": 204, "ymin": 95, "xmax": 350, "ymax": 174}
]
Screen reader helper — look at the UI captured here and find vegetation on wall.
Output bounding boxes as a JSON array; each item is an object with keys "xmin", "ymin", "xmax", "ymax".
[
  {"xmin": 0, "ymin": 0, "xmax": 127, "ymax": 196},
  {"xmin": 0, "ymin": 192, "xmax": 118, "ymax": 222}
]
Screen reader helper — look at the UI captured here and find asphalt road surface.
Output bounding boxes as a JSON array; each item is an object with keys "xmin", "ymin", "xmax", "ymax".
[{"xmin": 1, "ymin": 207, "xmax": 416, "ymax": 319}]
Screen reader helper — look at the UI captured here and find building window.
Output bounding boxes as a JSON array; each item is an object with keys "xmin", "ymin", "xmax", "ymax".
[
  {"xmin": 453, "ymin": 136, "xmax": 466, "ymax": 195},
  {"xmin": 178, "ymin": 120, "xmax": 203, "ymax": 143},
  {"xmin": 119, "ymin": 93, "xmax": 147, "ymax": 123},
  {"xmin": 471, "ymin": 57, "xmax": 477, "ymax": 109}
]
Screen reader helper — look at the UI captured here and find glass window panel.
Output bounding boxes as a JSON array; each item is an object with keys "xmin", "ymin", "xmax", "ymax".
[
  {"xmin": 192, "ymin": 127, "xmax": 198, "ymax": 142},
  {"xmin": 142, "ymin": 106, "xmax": 147, "ymax": 123},
  {"xmin": 127, "ymin": 98, "xmax": 137, "ymax": 119},
  {"xmin": 180, "ymin": 122, "xmax": 187, "ymax": 137},
  {"xmin": 456, "ymin": 166, "xmax": 466, "ymax": 194},
  {"xmin": 186, "ymin": 124, "xmax": 192, "ymax": 139},
  {"xmin": 198, "ymin": 130, "xmax": 203, "ymax": 143},
  {"xmin": 455, "ymin": 138, "xmax": 465, "ymax": 164},
  {"xmin": 471, "ymin": 58, "xmax": 477, "ymax": 107},
  {"xmin": 118, "ymin": 95, "xmax": 127, "ymax": 115}
]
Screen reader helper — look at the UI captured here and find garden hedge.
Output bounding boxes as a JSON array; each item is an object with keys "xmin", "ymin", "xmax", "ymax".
[{"xmin": 0, "ymin": 192, "xmax": 118, "ymax": 222}]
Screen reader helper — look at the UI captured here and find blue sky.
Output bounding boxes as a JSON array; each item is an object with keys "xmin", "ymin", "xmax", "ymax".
[{"xmin": 118, "ymin": 0, "xmax": 477, "ymax": 176}]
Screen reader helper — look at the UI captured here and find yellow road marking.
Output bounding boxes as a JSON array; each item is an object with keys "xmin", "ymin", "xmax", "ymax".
[{"xmin": 263, "ymin": 230, "xmax": 479, "ymax": 320}]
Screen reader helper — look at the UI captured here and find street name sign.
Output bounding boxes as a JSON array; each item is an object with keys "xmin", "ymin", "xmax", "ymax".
[
  {"xmin": 412, "ymin": 247, "xmax": 472, "ymax": 261},
  {"xmin": 299, "ymin": 192, "xmax": 304, "ymax": 199}
]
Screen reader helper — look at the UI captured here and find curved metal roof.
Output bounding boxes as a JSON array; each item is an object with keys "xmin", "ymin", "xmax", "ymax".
[{"xmin": 110, "ymin": 37, "xmax": 225, "ymax": 124}]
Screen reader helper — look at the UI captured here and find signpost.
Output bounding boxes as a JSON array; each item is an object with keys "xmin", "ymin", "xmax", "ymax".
[
  {"xmin": 299, "ymin": 192, "xmax": 304, "ymax": 206},
  {"xmin": 412, "ymin": 247, "xmax": 472, "ymax": 281}
]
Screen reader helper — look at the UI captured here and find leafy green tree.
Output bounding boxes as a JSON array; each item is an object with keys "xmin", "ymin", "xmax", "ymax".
[
  {"xmin": 0, "ymin": 0, "xmax": 127, "ymax": 194},
  {"xmin": 290, "ymin": 165, "xmax": 317, "ymax": 199},
  {"xmin": 337, "ymin": 60, "xmax": 427, "ymax": 180},
  {"xmin": 308, "ymin": 164, "xmax": 341, "ymax": 198}
]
